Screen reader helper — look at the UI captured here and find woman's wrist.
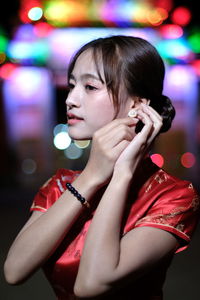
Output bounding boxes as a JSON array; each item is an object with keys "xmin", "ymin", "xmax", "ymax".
[
  {"xmin": 112, "ymin": 166, "xmax": 133, "ymax": 184},
  {"xmin": 80, "ymin": 167, "xmax": 104, "ymax": 191}
]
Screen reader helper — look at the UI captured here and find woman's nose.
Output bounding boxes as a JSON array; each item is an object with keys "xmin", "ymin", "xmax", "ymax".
[{"xmin": 66, "ymin": 88, "xmax": 81, "ymax": 108}]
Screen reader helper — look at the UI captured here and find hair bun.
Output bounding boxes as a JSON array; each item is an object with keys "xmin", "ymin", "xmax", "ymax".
[{"xmin": 159, "ymin": 95, "xmax": 176, "ymax": 133}]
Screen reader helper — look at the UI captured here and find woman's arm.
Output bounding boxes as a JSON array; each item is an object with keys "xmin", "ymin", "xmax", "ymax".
[
  {"xmin": 4, "ymin": 117, "xmax": 137, "ymax": 285},
  {"xmin": 4, "ymin": 170, "xmax": 98, "ymax": 285},
  {"xmin": 74, "ymin": 170, "xmax": 178, "ymax": 298},
  {"xmin": 74, "ymin": 104, "xmax": 178, "ymax": 297}
]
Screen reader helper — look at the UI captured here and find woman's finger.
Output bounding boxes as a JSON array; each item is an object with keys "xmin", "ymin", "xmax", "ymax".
[{"xmin": 95, "ymin": 117, "xmax": 138, "ymax": 137}]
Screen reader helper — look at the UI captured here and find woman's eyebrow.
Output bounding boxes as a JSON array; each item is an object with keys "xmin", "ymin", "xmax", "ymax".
[
  {"xmin": 69, "ymin": 73, "xmax": 104, "ymax": 83},
  {"xmin": 81, "ymin": 73, "xmax": 102, "ymax": 81}
]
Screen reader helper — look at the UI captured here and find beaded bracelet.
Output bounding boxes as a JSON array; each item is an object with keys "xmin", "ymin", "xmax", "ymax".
[{"xmin": 66, "ymin": 183, "xmax": 90, "ymax": 208}]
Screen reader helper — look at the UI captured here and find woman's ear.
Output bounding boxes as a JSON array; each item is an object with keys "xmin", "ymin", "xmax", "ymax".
[
  {"xmin": 134, "ymin": 97, "xmax": 150, "ymax": 108},
  {"xmin": 141, "ymin": 98, "xmax": 150, "ymax": 105}
]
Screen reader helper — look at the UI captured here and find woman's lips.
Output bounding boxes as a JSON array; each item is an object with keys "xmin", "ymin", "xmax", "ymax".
[
  {"xmin": 67, "ymin": 113, "xmax": 84, "ymax": 125},
  {"xmin": 67, "ymin": 118, "xmax": 83, "ymax": 125}
]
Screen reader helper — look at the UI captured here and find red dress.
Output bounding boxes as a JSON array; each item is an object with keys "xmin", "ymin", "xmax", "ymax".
[{"xmin": 30, "ymin": 158, "xmax": 200, "ymax": 300}]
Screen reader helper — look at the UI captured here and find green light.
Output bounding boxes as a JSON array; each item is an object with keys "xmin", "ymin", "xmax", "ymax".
[
  {"xmin": 0, "ymin": 35, "xmax": 8, "ymax": 52},
  {"xmin": 188, "ymin": 32, "xmax": 200, "ymax": 53},
  {"xmin": 33, "ymin": 41, "xmax": 49, "ymax": 64}
]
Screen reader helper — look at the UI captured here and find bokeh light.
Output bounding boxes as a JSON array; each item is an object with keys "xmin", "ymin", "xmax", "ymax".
[
  {"xmin": 53, "ymin": 123, "xmax": 68, "ymax": 136},
  {"xmin": 151, "ymin": 153, "xmax": 164, "ymax": 168},
  {"xmin": 188, "ymin": 31, "xmax": 200, "ymax": 53},
  {"xmin": 64, "ymin": 143, "xmax": 83, "ymax": 160},
  {"xmin": 53, "ymin": 132, "xmax": 71, "ymax": 150},
  {"xmin": 22, "ymin": 158, "xmax": 37, "ymax": 174},
  {"xmin": 192, "ymin": 59, "xmax": 200, "ymax": 76},
  {"xmin": 0, "ymin": 34, "xmax": 8, "ymax": 52},
  {"xmin": 181, "ymin": 152, "xmax": 196, "ymax": 168},
  {"xmin": 159, "ymin": 24, "xmax": 183, "ymax": 39},
  {"xmin": 157, "ymin": 38, "xmax": 191, "ymax": 60},
  {"xmin": 33, "ymin": 22, "xmax": 53, "ymax": 37},
  {"xmin": 28, "ymin": 7, "xmax": 43, "ymax": 21},
  {"xmin": 0, "ymin": 52, "xmax": 6, "ymax": 64},
  {"xmin": 171, "ymin": 6, "xmax": 191, "ymax": 26},
  {"xmin": 0, "ymin": 63, "xmax": 16, "ymax": 79},
  {"xmin": 74, "ymin": 140, "xmax": 90, "ymax": 149}
]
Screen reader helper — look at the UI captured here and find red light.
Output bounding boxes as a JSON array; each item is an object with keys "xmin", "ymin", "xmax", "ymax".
[
  {"xmin": 159, "ymin": 24, "xmax": 183, "ymax": 39},
  {"xmin": 181, "ymin": 152, "xmax": 196, "ymax": 168},
  {"xmin": 155, "ymin": 0, "xmax": 173, "ymax": 12},
  {"xmin": 171, "ymin": 6, "xmax": 191, "ymax": 26},
  {"xmin": 151, "ymin": 154, "xmax": 164, "ymax": 168},
  {"xmin": 192, "ymin": 60, "xmax": 200, "ymax": 76},
  {"xmin": 33, "ymin": 22, "xmax": 53, "ymax": 37},
  {"xmin": 0, "ymin": 63, "xmax": 16, "ymax": 79}
]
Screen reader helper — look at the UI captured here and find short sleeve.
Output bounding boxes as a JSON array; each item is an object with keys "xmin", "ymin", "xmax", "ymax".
[
  {"xmin": 135, "ymin": 182, "xmax": 200, "ymax": 253},
  {"xmin": 30, "ymin": 169, "xmax": 80, "ymax": 213}
]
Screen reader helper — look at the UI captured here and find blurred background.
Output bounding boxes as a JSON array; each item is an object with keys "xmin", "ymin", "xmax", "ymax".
[{"xmin": 0, "ymin": 0, "xmax": 200, "ymax": 299}]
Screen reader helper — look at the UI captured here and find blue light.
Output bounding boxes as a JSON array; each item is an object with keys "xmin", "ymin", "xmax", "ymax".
[{"xmin": 157, "ymin": 38, "xmax": 191, "ymax": 60}]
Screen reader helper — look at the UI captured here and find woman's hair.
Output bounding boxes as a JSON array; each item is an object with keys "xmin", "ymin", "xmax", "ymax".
[{"xmin": 67, "ymin": 35, "xmax": 175, "ymax": 133}]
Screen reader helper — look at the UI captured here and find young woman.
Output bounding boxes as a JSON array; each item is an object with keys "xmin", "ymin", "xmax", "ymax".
[{"xmin": 4, "ymin": 35, "xmax": 199, "ymax": 300}]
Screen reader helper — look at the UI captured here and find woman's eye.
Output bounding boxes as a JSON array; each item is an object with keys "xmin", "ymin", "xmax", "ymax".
[
  {"xmin": 85, "ymin": 85, "xmax": 97, "ymax": 91},
  {"xmin": 68, "ymin": 83, "xmax": 75, "ymax": 90}
]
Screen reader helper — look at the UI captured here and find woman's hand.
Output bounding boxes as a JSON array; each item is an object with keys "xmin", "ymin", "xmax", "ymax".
[
  {"xmin": 84, "ymin": 117, "xmax": 139, "ymax": 187},
  {"xmin": 114, "ymin": 104, "xmax": 163, "ymax": 173}
]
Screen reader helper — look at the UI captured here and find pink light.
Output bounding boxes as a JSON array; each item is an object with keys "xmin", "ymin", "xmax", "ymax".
[
  {"xmin": 159, "ymin": 24, "xmax": 183, "ymax": 39},
  {"xmin": 33, "ymin": 22, "xmax": 53, "ymax": 37},
  {"xmin": 151, "ymin": 153, "xmax": 164, "ymax": 168}
]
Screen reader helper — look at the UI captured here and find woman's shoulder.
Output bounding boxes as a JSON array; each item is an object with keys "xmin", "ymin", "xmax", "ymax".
[
  {"xmin": 145, "ymin": 157, "xmax": 197, "ymax": 192},
  {"xmin": 41, "ymin": 168, "xmax": 82, "ymax": 193},
  {"xmin": 157, "ymin": 168, "xmax": 198, "ymax": 196},
  {"xmin": 30, "ymin": 169, "xmax": 81, "ymax": 212}
]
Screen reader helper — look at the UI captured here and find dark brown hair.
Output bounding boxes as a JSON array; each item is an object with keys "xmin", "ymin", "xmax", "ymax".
[{"xmin": 67, "ymin": 35, "xmax": 175, "ymax": 133}]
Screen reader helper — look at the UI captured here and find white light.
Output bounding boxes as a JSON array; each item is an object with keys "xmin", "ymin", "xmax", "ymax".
[
  {"xmin": 53, "ymin": 132, "xmax": 71, "ymax": 150},
  {"xmin": 28, "ymin": 7, "xmax": 43, "ymax": 21},
  {"xmin": 64, "ymin": 143, "xmax": 83, "ymax": 159}
]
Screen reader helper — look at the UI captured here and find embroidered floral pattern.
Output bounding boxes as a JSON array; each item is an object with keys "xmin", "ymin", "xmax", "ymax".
[
  {"xmin": 56, "ymin": 179, "xmax": 65, "ymax": 193},
  {"xmin": 191, "ymin": 195, "xmax": 200, "ymax": 211},
  {"xmin": 154, "ymin": 170, "xmax": 168, "ymax": 184},
  {"xmin": 176, "ymin": 223, "xmax": 184, "ymax": 231}
]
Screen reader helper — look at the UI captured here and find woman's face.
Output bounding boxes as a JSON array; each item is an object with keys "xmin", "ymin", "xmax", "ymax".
[{"xmin": 66, "ymin": 49, "xmax": 132, "ymax": 140}]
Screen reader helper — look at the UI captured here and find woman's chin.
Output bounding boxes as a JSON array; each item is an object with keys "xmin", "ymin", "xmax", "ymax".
[{"xmin": 68, "ymin": 132, "xmax": 91, "ymax": 141}]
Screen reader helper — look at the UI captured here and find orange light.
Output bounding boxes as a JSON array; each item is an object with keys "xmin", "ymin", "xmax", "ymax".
[
  {"xmin": 147, "ymin": 8, "xmax": 168, "ymax": 26},
  {"xmin": 171, "ymin": 6, "xmax": 191, "ymax": 26},
  {"xmin": 0, "ymin": 52, "xmax": 6, "ymax": 64},
  {"xmin": 181, "ymin": 152, "xmax": 196, "ymax": 168},
  {"xmin": 151, "ymin": 154, "xmax": 164, "ymax": 168}
]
